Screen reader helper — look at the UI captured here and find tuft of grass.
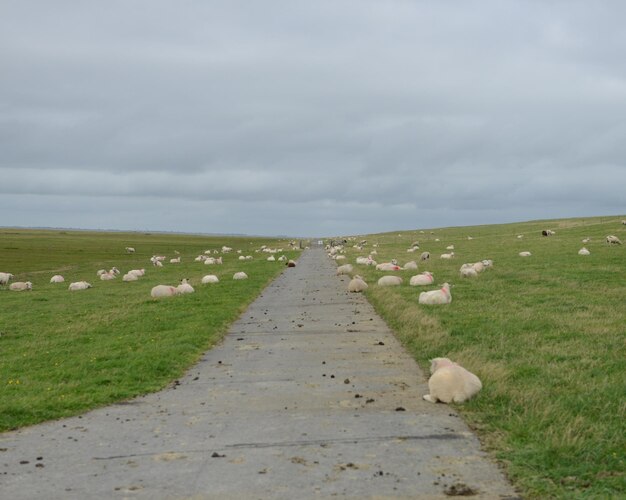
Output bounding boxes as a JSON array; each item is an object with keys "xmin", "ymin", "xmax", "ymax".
[
  {"xmin": 337, "ymin": 215, "xmax": 626, "ymax": 499},
  {"xmin": 0, "ymin": 229, "xmax": 302, "ymax": 431}
]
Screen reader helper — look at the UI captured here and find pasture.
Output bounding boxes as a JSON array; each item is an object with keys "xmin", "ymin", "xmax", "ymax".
[
  {"xmin": 335, "ymin": 215, "xmax": 625, "ymax": 498},
  {"xmin": 0, "ymin": 229, "xmax": 300, "ymax": 431}
]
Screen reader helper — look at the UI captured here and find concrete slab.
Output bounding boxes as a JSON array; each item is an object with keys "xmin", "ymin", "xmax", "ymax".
[{"xmin": 0, "ymin": 248, "xmax": 519, "ymax": 499}]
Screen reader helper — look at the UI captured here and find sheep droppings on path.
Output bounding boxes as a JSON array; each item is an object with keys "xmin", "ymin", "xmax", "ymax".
[{"xmin": 423, "ymin": 358, "xmax": 482, "ymax": 404}]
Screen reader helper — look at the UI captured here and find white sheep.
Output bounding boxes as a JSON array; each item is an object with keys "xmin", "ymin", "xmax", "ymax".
[
  {"xmin": 446, "ymin": 245, "xmax": 455, "ymax": 250},
  {"xmin": 460, "ymin": 264, "xmax": 478, "ymax": 278},
  {"xmin": 100, "ymin": 272, "xmax": 116, "ymax": 281},
  {"xmin": 68, "ymin": 281, "xmax": 92, "ymax": 291},
  {"xmin": 481, "ymin": 259, "xmax": 493, "ymax": 268},
  {"xmin": 403, "ymin": 261, "xmax": 418, "ymax": 270},
  {"xmin": 348, "ymin": 275, "xmax": 368, "ymax": 292},
  {"xmin": 440, "ymin": 252, "xmax": 455, "ymax": 259},
  {"xmin": 170, "ymin": 257, "xmax": 181, "ymax": 264},
  {"xmin": 582, "ymin": 238, "xmax": 590, "ymax": 244},
  {"xmin": 267, "ymin": 255, "xmax": 276, "ymax": 262},
  {"xmin": 96, "ymin": 269, "xmax": 107, "ymax": 276},
  {"xmin": 578, "ymin": 247, "xmax": 591, "ymax": 256},
  {"xmin": 409, "ymin": 272, "xmax": 434, "ymax": 286},
  {"xmin": 0, "ymin": 272, "xmax": 15, "ymax": 285},
  {"xmin": 336, "ymin": 264, "xmax": 353, "ymax": 276},
  {"xmin": 233, "ymin": 272, "xmax": 248, "ymax": 280},
  {"xmin": 201, "ymin": 274, "xmax": 219, "ymax": 284},
  {"xmin": 423, "ymin": 358, "xmax": 482, "ymax": 404},
  {"xmin": 376, "ymin": 262, "xmax": 402, "ymax": 271},
  {"xmin": 9, "ymin": 281, "xmax": 32, "ymax": 291},
  {"xmin": 420, "ymin": 252, "xmax": 430, "ymax": 261},
  {"xmin": 377, "ymin": 275, "xmax": 403, "ymax": 286},
  {"xmin": 517, "ymin": 234, "xmax": 524, "ymax": 239},
  {"xmin": 606, "ymin": 235, "xmax": 622, "ymax": 245},
  {"xmin": 128, "ymin": 269, "xmax": 145, "ymax": 278},
  {"xmin": 122, "ymin": 273, "xmax": 138, "ymax": 281},
  {"xmin": 335, "ymin": 255, "xmax": 346, "ymax": 261},
  {"xmin": 50, "ymin": 275, "xmax": 65, "ymax": 283},
  {"xmin": 125, "ymin": 247, "xmax": 135, "ymax": 253},
  {"xmin": 151, "ymin": 284, "xmax": 178, "ymax": 298},
  {"xmin": 355, "ymin": 256, "xmax": 369, "ymax": 265},
  {"xmin": 419, "ymin": 283, "xmax": 452, "ymax": 305},
  {"xmin": 519, "ymin": 251, "xmax": 532, "ymax": 257},
  {"xmin": 176, "ymin": 279, "xmax": 195, "ymax": 294},
  {"xmin": 154, "ymin": 260, "xmax": 163, "ymax": 267},
  {"xmin": 221, "ymin": 246, "xmax": 232, "ymax": 253},
  {"xmin": 278, "ymin": 255, "xmax": 287, "ymax": 262},
  {"xmin": 472, "ymin": 261, "xmax": 485, "ymax": 273},
  {"xmin": 286, "ymin": 260, "xmax": 296, "ymax": 268},
  {"xmin": 111, "ymin": 267, "xmax": 120, "ymax": 275}
]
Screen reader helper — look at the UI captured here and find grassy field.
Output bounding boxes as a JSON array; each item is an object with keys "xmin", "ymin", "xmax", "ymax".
[
  {"xmin": 334, "ymin": 215, "xmax": 625, "ymax": 499},
  {"xmin": 0, "ymin": 229, "xmax": 301, "ymax": 431}
]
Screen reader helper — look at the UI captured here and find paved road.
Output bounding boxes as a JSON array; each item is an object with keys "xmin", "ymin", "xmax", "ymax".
[{"xmin": 0, "ymin": 247, "xmax": 518, "ymax": 499}]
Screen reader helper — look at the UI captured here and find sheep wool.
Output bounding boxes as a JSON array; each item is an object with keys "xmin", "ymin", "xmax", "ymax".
[
  {"xmin": 419, "ymin": 283, "xmax": 452, "ymax": 304},
  {"xmin": 409, "ymin": 272, "xmax": 434, "ymax": 286},
  {"xmin": 150, "ymin": 285, "xmax": 178, "ymax": 298},
  {"xmin": 201, "ymin": 275, "xmax": 219, "ymax": 284},
  {"xmin": 348, "ymin": 276, "xmax": 368, "ymax": 293},
  {"xmin": 403, "ymin": 261, "xmax": 418, "ymax": 270},
  {"xmin": 50, "ymin": 275, "xmax": 65, "ymax": 283},
  {"xmin": 518, "ymin": 251, "xmax": 532, "ymax": 257},
  {"xmin": 578, "ymin": 247, "xmax": 591, "ymax": 255},
  {"xmin": 336, "ymin": 264, "xmax": 353, "ymax": 275},
  {"xmin": 0, "ymin": 272, "xmax": 14, "ymax": 285},
  {"xmin": 233, "ymin": 272, "xmax": 248, "ymax": 280},
  {"xmin": 377, "ymin": 276, "xmax": 403, "ymax": 286},
  {"xmin": 9, "ymin": 281, "xmax": 32, "ymax": 291},
  {"xmin": 68, "ymin": 281, "xmax": 92, "ymax": 291},
  {"xmin": 423, "ymin": 358, "xmax": 482, "ymax": 404}
]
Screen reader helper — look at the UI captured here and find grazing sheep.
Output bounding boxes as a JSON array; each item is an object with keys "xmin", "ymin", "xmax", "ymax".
[
  {"xmin": 287, "ymin": 260, "xmax": 296, "ymax": 268},
  {"xmin": 170, "ymin": 257, "xmax": 181, "ymax": 264},
  {"xmin": 0, "ymin": 272, "xmax": 14, "ymax": 285},
  {"xmin": 69, "ymin": 281, "xmax": 92, "ymax": 291},
  {"xmin": 423, "ymin": 358, "xmax": 482, "ymax": 404},
  {"xmin": 606, "ymin": 235, "xmax": 622, "ymax": 245},
  {"xmin": 201, "ymin": 275, "xmax": 219, "ymax": 284},
  {"xmin": 419, "ymin": 283, "xmax": 452, "ymax": 304},
  {"xmin": 50, "ymin": 275, "xmax": 65, "ymax": 283},
  {"xmin": 176, "ymin": 279, "xmax": 195, "ymax": 294},
  {"xmin": 233, "ymin": 272, "xmax": 248, "ymax": 280},
  {"xmin": 409, "ymin": 272, "xmax": 434, "ymax": 286},
  {"xmin": 622, "ymin": 220, "xmax": 626, "ymax": 225},
  {"xmin": 404, "ymin": 261, "xmax": 418, "ymax": 270},
  {"xmin": 376, "ymin": 262, "xmax": 402, "ymax": 271},
  {"xmin": 9, "ymin": 281, "xmax": 32, "ymax": 291},
  {"xmin": 122, "ymin": 273, "xmax": 138, "ymax": 281},
  {"xmin": 336, "ymin": 264, "xmax": 353, "ymax": 276},
  {"xmin": 440, "ymin": 252, "xmax": 455, "ymax": 259},
  {"xmin": 348, "ymin": 275, "xmax": 368, "ymax": 292},
  {"xmin": 125, "ymin": 247, "xmax": 135, "ymax": 253},
  {"xmin": 151, "ymin": 284, "xmax": 178, "ymax": 298},
  {"xmin": 578, "ymin": 247, "xmax": 591, "ymax": 256},
  {"xmin": 519, "ymin": 251, "xmax": 532, "ymax": 257},
  {"xmin": 420, "ymin": 252, "xmax": 430, "ymax": 261},
  {"xmin": 377, "ymin": 275, "xmax": 403, "ymax": 286}
]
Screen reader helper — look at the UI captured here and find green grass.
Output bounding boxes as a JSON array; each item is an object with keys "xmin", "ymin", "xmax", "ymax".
[
  {"xmin": 0, "ymin": 229, "xmax": 301, "ymax": 431},
  {"xmin": 337, "ymin": 215, "xmax": 625, "ymax": 499}
]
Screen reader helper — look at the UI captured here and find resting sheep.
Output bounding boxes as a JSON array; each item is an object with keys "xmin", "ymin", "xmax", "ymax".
[
  {"xmin": 287, "ymin": 260, "xmax": 296, "ymax": 267},
  {"xmin": 201, "ymin": 275, "xmax": 219, "ymax": 284},
  {"xmin": 423, "ymin": 358, "xmax": 482, "ymax": 404},
  {"xmin": 403, "ymin": 261, "xmax": 418, "ymax": 270},
  {"xmin": 519, "ymin": 251, "xmax": 532, "ymax": 257},
  {"xmin": 348, "ymin": 275, "xmax": 368, "ymax": 292},
  {"xmin": 336, "ymin": 264, "xmax": 353, "ymax": 276},
  {"xmin": 460, "ymin": 265, "xmax": 478, "ymax": 278},
  {"xmin": 420, "ymin": 252, "xmax": 430, "ymax": 261},
  {"xmin": 377, "ymin": 275, "xmax": 403, "ymax": 286},
  {"xmin": 267, "ymin": 255, "xmax": 276, "ymax": 262},
  {"xmin": 170, "ymin": 257, "xmax": 181, "ymax": 263},
  {"xmin": 69, "ymin": 281, "xmax": 92, "ymax": 291},
  {"xmin": 151, "ymin": 284, "xmax": 178, "ymax": 298},
  {"xmin": 233, "ymin": 272, "xmax": 248, "ymax": 280},
  {"xmin": 122, "ymin": 273, "xmax": 138, "ymax": 281},
  {"xmin": 578, "ymin": 247, "xmax": 591, "ymax": 256},
  {"xmin": 50, "ymin": 275, "xmax": 65, "ymax": 283},
  {"xmin": 409, "ymin": 272, "xmax": 434, "ymax": 286},
  {"xmin": 376, "ymin": 262, "xmax": 402, "ymax": 271},
  {"xmin": 125, "ymin": 247, "xmax": 135, "ymax": 253},
  {"xmin": 0, "ymin": 272, "xmax": 14, "ymax": 285},
  {"xmin": 440, "ymin": 252, "xmax": 454, "ymax": 259},
  {"xmin": 419, "ymin": 283, "xmax": 452, "ymax": 304},
  {"xmin": 100, "ymin": 272, "xmax": 116, "ymax": 281},
  {"xmin": 9, "ymin": 281, "xmax": 32, "ymax": 291},
  {"xmin": 128, "ymin": 269, "xmax": 145, "ymax": 278},
  {"xmin": 176, "ymin": 279, "xmax": 195, "ymax": 294}
]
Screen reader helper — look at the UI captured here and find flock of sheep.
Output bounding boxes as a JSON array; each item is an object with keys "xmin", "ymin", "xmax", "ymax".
[{"xmin": 0, "ymin": 242, "xmax": 301, "ymax": 298}]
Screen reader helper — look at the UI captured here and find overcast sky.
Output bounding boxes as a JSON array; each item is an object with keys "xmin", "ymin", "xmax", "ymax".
[{"xmin": 1, "ymin": 1, "xmax": 625, "ymax": 237}]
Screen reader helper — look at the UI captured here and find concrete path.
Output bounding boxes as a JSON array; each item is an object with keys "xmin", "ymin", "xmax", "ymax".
[{"xmin": 0, "ymin": 247, "xmax": 518, "ymax": 499}]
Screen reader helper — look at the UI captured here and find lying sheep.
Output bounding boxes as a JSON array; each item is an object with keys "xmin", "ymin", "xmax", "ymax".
[
  {"xmin": 336, "ymin": 264, "xmax": 353, "ymax": 275},
  {"xmin": 348, "ymin": 275, "xmax": 368, "ymax": 292},
  {"xmin": 460, "ymin": 265, "xmax": 478, "ymax": 278},
  {"xmin": 9, "ymin": 281, "xmax": 32, "ymax": 291},
  {"xmin": 578, "ymin": 247, "xmax": 591, "ymax": 256},
  {"xmin": 125, "ymin": 247, "xmax": 135, "ymax": 253},
  {"xmin": 122, "ymin": 273, "xmax": 138, "ymax": 281},
  {"xmin": 409, "ymin": 272, "xmax": 434, "ymax": 286},
  {"xmin": 404, "ymin": 261, "xmax": 418, "ymax": 270},
  {"xmin": 472, "ymin": 261, "xmax": 485, "ymax": 273},
  {"xmin": 377, "ymin": 275, "xmax": 402, "ymax": 286},
  {"xmin": 176, "ymin": 279, "xmax": 194, "ymax": 294},
  {"xmin": 519, "ymin": 251, "xmax": 532, "ymax": 257},
  {"xmin": 128, "ymin": 269, "xmax": 145, "ymax": 278},
  {"xmin": 278, "ymin": 255, "xmax": 287, "ymax": 262},
  {"xmin": 440, "ymin": 252, "xmax": 455, "ymax": 259},
  {"xmin": 201, "ymin": 274, "xmax": 219, "ymax": 284},
  {"xmin": 100, "ymin": 272, "xmax": 116, "ymax": 281},
  {"xmin": 96, "ymin": 269, "xmax": 107, "ymax": 276},
  {"xmin": 606, "ymin": 235, "xmax": 622, "ymax": 245},
  {"xmin": 446, "ymin": 245, "xmax": 454, "ymax": 250},
  {"xmin": 69, "ymin": 281, "xmax": 92, "ymax": 291},
  {"xmin": 50, "ymin": 275, "xmax": 65, "ymax": 283},
  {"xmin": 419, "ymin": 283, "xmax": 452, "ymax": 304},
  {"xmin": 233, "ymin": 272, "xmax": 248, "ymax": 280},
  {"xmin": 481, "ymin": 259, "xmax": 493, "ymax": 268},
  {"xmin": 170, "ymin": 257, "xmax": 181, "ymax": 263},
  {"xmin": 423, "ymin": 358, "xmax": 482, "ymax": 404},
  {"xmin": 582, "ymin": 238, "xmax": 590, "ymax": 244},
  {"xmin": 151, "ymin": 284, "xmax": 178, "ymax": 298},
  {"xmin": 267, "ymin": 255, "xmax": 276, "ymax": 262},
  {"xmin": 286, "ymin": 260, "xmax": 296, "ymax": 268},
  {"xmin": 420, "ymin": 252, "xmax": 430, "ymax": 261},
  {"xmin": 542, "ymin": 230, "xmax": 555, "ymax": 236},
  {"xmin": 0, "ymin": 272, "xmax": 14, "ymax": 285},
  {"xmin": 376, "ymin": 262, "xmax": 402, "ymax": 271}
]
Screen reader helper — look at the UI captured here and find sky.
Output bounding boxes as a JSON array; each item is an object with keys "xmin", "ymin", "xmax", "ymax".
[{"xmin": 1, "ymin": 1, "xmax": 625, "ymax": 237}]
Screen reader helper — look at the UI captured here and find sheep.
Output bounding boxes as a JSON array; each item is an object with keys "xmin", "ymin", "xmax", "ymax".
[
  {"xmin": 125, "ymin": 247, "xmax": 135, "ymax": 253},
  {"xmin": 335, "ymin": 255, "xmax": 346, "ymax": 261},
  {"xmin": 111, "ymin": 267, "xmax": 120, "ymax": 275},
  {"xmin": 151, "ymin": 284, "xmax": 178, "ymax": 298},
  {"xmin": 9, "ymin": 281, "xmax": 32, "ymax": 291},
  {"xmin": 582, "ymin": 238, "xmax": 590, "ymax": 244},
  {"xmin": 377, "ymin": 275, "xmax": 403, "ymax": 286},
  {"xmin": 460, "ymin": 265, "xmax": 478, "ymax": 278},
  {"xmin": 542, "ymin": 230, "xmax": 555, "ymax": 236},
  {"xmin": 233, "ymin": 272, "xmax": 248, "ymax": 280},
  {"xmin": 472, "ymin": 261, "xmax": 485, "ymax": 273},
  {"xmin": 419, "ymin": 283, "xmax": 452, "ymax": 305},
  {"xmin": 622, "ymin": 220, "xmax": 626, "ymax": 225},
  {"xmin": 336, "ymin": 264, "xmax": 353, "ymax": 276},
  {"xmin": 440, "ymin": 252, "xmax": 455, "ymax": 259},
  {"xmin": 195, "ymin": 255, "xmax": 206, "ymax": 262},
  {"xmin": 446, "ymin": 245, "xmax": 455, "ymax": 250},
  {"xmin": 420, "ymin": 252, "xmax": 430, "ymax": 261},
  {"xmin": 287, "ymin": 260, "xmax": 296, "ymax": 268},
  {"xmin": 409, "ymin": 272, "xmax": 434, "ymax": 286},
  {"xmin": 221, "ymin": 246, "xmax": 233, "ymax": 253},
  {"xmin": 403, "ymin": 261, "xmax": 418, "ymax": 270},
  {"xmin": 170, "ymin": 257, "xmax": 181, "ymax": 264},
  {"xmin": 122, "ymin": 273, "xmax": 138, "ymax": 281},
  {"xmin": 376, "ymin": 262, "xmax": 402, "ymax": 271},
  {"xmin": 100, "ymin": 272, "xmax": 116, "ymax": 281},
  {"xmin": 481, "ymin": 259, "xmax": 494, "ymax": 268},
  {"xmin": 423, "ymin": 357, "xmax": 482, "ymax": 404},
  {"xmin": 238, "ymin": 255, "xmax": 246, "ymax": 261},
  {"xmin": 201, "ymin": 274, "xmax": 219, "ymax": 284},
  {"xmin": 50, "ymin": 275, "xmax": 65, "ymax": 283},
  {"xmin": 154, "ymin": 260, "xmax": 163, "ymax": 267},
  {"xmin": 467, "ymin": 236, "xmax": 473, "ymax": 240},
  {"xmin": 0, "ymin": 272, "xmax": 15, "ymax": 285},
  {"xmin": 578, "ymin": 247, "xmax": 591, "ymax": 256},
  {"xmin": 348, "ymin": 275, "xmax": 368, "ymax": 292},
  {"xmin": 204, "ymin": 257, "xmax": 223, "ymax": 265},
  {"xmin": 96, "ymin": 269, "xmax": 107, "ymax": 276},
  {"xmin": 128, "ymin": 269, "xmax": 145, "ymax": 278},
  {"xmin": 278, "ymin": 255, "xmax": 287, "ymax": 262},
  {"xmin": 176, "ymin": 279, "xmax": 195, "ymax": 294},
  {"xmin": 519, "ymin": 251, "xmax": 532, "ymax": 257},
  {"xmin": 69, "ymin": 281, "xmax": 92, "ymax": 291},
  {"xmin": 517, "ymin": 234, "xmax": 524, "ymax": 239},
  {"xmin": 267, "ymin": 255, "xmax": 276, "ymax": 262},
  {"xmin": 606, "ymin": 235, "xmax": 622, "ymax": 245}
]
